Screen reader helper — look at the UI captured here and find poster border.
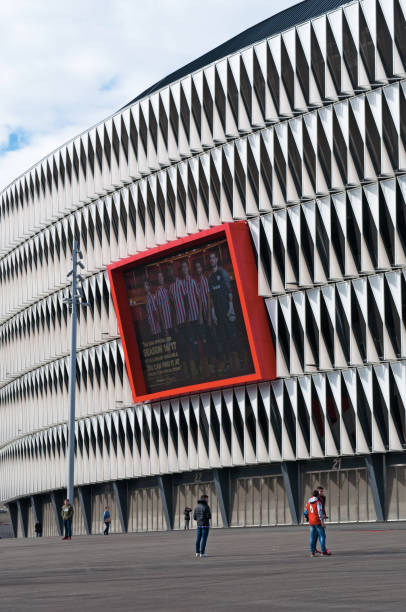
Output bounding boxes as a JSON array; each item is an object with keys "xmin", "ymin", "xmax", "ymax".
[{"xmin": 107, "ymin": 221, "xmax": 276, "ymax": 403}]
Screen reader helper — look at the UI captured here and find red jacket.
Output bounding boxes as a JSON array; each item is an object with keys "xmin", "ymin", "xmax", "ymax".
[{"xmin": 306, "ymin": 497, "xmax": 324, "ymax": 526}]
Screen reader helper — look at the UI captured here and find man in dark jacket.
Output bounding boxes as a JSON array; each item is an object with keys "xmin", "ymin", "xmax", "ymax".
[
  {"xmin": 315, "ymin": 485, "xmax": 330, "ymax": 555},
  {"xmin": 193, "ymin": 494, "xmax": 211, "ymax": 557},
  {"xmin": 34, "ymin": 522, "xmax": 42, "ymax": 537},
  {"xmin": 317, "ymin": 486, "xmax": 328, "ymax": 519}
]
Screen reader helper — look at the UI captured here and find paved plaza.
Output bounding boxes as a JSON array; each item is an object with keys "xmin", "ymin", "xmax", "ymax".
[{"xmin": 1, "ymin": 524, "xmax": 405, "ymax": 611}]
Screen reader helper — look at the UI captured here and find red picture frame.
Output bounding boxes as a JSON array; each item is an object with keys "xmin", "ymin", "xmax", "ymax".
[{"xmin": 107, "ymin": 221, "xmax": 276, "ymax": 403}]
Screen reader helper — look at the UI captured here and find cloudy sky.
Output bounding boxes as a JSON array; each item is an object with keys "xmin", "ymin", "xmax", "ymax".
[{"xmin": 0, "ymin": 0, "xmax": 298, "ymax": 191}]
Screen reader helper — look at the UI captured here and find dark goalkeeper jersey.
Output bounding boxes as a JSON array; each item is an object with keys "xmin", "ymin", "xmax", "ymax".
[{"xmin": 209, "ymin": 267, "xmax": 232, "ymax": 315}]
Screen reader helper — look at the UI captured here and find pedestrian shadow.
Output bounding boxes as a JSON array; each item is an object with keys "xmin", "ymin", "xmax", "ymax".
[{"xmin": 332, "ymin": 550, "xmax": 406, "ymax": 557}]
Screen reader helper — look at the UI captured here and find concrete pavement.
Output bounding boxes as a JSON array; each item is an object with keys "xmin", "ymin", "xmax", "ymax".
[{"xmin": 1, "ymin": 524, "xmax": 405, "ymax": 611}]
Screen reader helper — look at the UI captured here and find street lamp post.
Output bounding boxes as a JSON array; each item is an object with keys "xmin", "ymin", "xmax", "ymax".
[{"xmin": 64, "ymin": 239, "xmax": 88, "ymax": 504}]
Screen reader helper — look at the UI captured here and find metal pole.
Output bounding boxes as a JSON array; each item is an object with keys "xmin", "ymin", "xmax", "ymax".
[{"xmin": 67, "ymin": 239, "xmax": 78, "ymax": 504}]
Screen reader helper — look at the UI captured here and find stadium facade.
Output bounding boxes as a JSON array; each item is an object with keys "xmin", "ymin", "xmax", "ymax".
[{"xmin": 2, "ymin": 0, "xmax": 406, "ymax": 538}]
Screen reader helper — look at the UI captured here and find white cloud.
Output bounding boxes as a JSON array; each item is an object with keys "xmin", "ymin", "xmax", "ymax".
[{"xmin": 0, "ymin": 0, "xmax": 298, "ymax": 190}]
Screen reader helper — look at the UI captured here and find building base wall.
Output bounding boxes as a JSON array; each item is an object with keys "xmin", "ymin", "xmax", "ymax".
[{"xmin": 7, "ymin": 454, "xmax": 406, "ymax": 538}]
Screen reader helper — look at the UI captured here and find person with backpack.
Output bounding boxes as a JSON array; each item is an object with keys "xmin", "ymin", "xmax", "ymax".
[
  {"xmin": 61, "ymin": 499, "xmax": 74, "ymax": 540},
  {"xmin": 103, "ymin": 506, "xmax": 111, "ymax": 535},
  {"xmin": 305, "ymin": 490, "xmax": 332, "ymax": 558},
  {"xmin": 193, "ymin": 494, "xmax": 211, "ymax": 558}
]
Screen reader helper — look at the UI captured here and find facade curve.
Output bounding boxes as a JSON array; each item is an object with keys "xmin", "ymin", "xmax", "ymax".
[{"xmin": 2, "ymin": 0, "xmax": 406, "ymax": 537}]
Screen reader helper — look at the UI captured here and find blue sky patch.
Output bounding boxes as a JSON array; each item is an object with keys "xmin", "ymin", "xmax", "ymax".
[
  {"xmin": 0, "ymin": 129, "xmax": 30, "ymax": 155},
  {"xmin": 100, "ymin": 76, "xmax": 118, "ymax": 92}
]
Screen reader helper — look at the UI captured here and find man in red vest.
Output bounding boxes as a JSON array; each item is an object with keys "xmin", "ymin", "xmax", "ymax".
[{"xmin": 306, "ymin": 490, "xmax": 332, "ymax": 557}]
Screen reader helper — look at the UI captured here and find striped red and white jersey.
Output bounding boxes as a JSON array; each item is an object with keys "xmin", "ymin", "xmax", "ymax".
[
  {"xmin": 197, "ymin": 275, "xmax": 209, "ymax": 319},
  {"xmin": 155, "ymin": 286, "xmax": 172, "ymax": 330},
  {"xmin": 128, "ymin": 297, "xmax": 142, "ymax": 323},
  {"xmin": 169, "ymin": 278, "xmax": 186, "ymax": 325},
  {"xmin": 183, "ymin": 276, "xmax": 200, "ymax": 322},
  {"xmin": 145, "ymin": 292, "xmax": 161, "ymax": 336}
]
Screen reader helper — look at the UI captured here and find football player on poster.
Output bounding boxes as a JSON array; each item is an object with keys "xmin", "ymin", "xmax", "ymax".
[
  {"xmin": 194, "ymin": 259, "xmax": 214, "ymax": 372},
  {"xmin": 155, "ymin": 270, "xmax": 173, "ymax": 337},
  {"xmin": 207, "ymin": 251, "xmax": 243, "ymax": 374},
  {"xmin": 143, "ymin": 279, "xmax": 161, "ymax": 338},
  {"xmin": 180, "ymin": 260, "xmax": 203, "ymax": 376}
]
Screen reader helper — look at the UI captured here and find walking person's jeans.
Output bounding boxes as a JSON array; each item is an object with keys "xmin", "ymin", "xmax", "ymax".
[
  {"xmin": 195, "ymin": 525, "xmax": 210, "ymax": 554},
  {"xmin": 63, "ymin": 518, "xmax": 72, "ymax": 538},
  {"xmin": 184, "ymin": 519, "xmax": 190, "ymax": 530},
  {"xmin": 104, "ymin": 522, "xmax": 110, "ymax": 535},
  {"xmin": 310, "ymin": 525, "xmax": 326, "ymax": 553}
]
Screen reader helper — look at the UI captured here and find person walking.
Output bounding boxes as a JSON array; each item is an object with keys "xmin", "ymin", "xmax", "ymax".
[
  {"xmin": 184, "ymin": 506, "xmax": 192, "ymax": 531},
  {"xmin": 193, "ymin": 494, "xmax": 211, "ymax": 558},
  {"xmin": 103, "ymin": 506, "xmax": 111, "ymax": 535},
  {"xmin": 61, "ymin": 498, "xmax": 74, "ymax": 540},
  {"xmin": 34, "ymin": 521, "xmax": 42, "ymax": 537},
  {"xmin": 306, "ymin": 490, "xmax": 331, "ymax": 557}
]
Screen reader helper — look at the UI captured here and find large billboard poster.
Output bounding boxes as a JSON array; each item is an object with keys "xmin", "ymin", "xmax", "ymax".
[
  {"xmin": 108, "ymin": 222, "xmax": 276, "ymax": 402},
  {"xmin": 123, "ymin": 237, "xmax": 254, "ymax": 394}
]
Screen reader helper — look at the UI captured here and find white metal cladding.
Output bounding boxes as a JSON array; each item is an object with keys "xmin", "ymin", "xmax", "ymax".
[
  {"xmin": 1, "ymin": 363, "xmax": 406, "ymax": 501},
  {"xmin": 3, "ymin": 85, "xmax": 406, "ymax": 324},
  {"xmin": 1, "ymin": 0, "xmax": 406, "ymax": 503},
  {"xmin": 265, "ymin": 270, "xmax": 406, "ymax": 375}
]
